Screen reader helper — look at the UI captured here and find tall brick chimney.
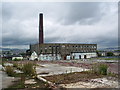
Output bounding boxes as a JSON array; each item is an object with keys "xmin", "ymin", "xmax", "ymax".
[{"xmin": 39, "ymin": 13, "xmax": 44, "ymax": 44}]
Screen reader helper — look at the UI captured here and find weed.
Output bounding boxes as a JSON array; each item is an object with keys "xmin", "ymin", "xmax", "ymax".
[
  {"xmin": 98, "ymin": 64, "xmax": 108, "ymax": 75},
  {"xmin": 91, "ymin": 63, "xmax": 108, "ymax": 75},
  {"xmin": 2, "ymin": 62, "xmax": 5, "ymax": 67},
  {"xmin": 5, "ymin": 66, "xmax": 15, "ymax": 76},
  {"xmin": 13, "ymin": 62, "xmax": 19, "ymax": 67},
  {"xmin": 22, "ymin": 62, "xmax": 36, "ymax": 77}
]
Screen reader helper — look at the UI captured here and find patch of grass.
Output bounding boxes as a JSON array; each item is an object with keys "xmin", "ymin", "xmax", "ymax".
[
  {"xmin": 13, "ymin": 58, "xmax": 22, "ymax": 61},
  {"xmin": 90, "ymin": 57, "xmax": 119, "ymax": 60},
  {"xmin": 104, "ymin": 58, "xmax": 119, "ymax": 60},
  {"xmin": 22, "ymin": 62, "xmax": 36, "ymax": 77},
  {"xmin": 5, "ymin": 66, "xmax": 15, "ymax": 76},
  {"xmin": 13, "ymin": 62, "xmax": 19, "ymax": 67},
  {"xmin": 91, "ymin": 63, "xmax": 108, "ymax": 75},
  {"xmin": 98, "ymin": 64, "xmax": 108, "ymax": 75},
  {"xmin": 2, "ymin": 62, "xmax": 5, "ymax": 67}
]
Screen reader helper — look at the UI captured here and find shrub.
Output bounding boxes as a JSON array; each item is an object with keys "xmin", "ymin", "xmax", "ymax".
[
  {"xmin": 5, "ymin": 66, "xmax": 15, "ymax": 76},
  {"xmin": 2, "ymin": 62, "xmax": 5, "ymax": 67},
  {"xmin": 98, "ymin": 64, "xmax": 108, "ymax": 75},
  {"xmin": 13, "ymin": 63, "xmax": 19, "ymax": 67},
  {"xmin": 91, "ymin": 63, "xmax": 108, "ymax": 75},
  {"xmin": 22, "ymin": 62, "xmax": 36, "ymax": 76},
  {"xmin": 106, "ymin": 52, "xmax": 114, "ymax": 56}
]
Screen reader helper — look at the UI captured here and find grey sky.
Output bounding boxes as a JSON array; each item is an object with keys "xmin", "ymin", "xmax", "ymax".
[{"xmin": 2, "ymin": 2, "xmax": 118, "ymax": 49}]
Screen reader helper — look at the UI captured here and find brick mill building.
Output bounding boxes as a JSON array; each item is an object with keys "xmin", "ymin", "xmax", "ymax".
[{"xmin": 30, "ymin": 13, "xmax": 97, "ymax": 60}]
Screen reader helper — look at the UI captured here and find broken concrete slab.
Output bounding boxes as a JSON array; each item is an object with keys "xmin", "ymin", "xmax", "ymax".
[
  {"xmin": 25, "ymin": 79, "xmax": 37, "ymax": 84},
  {"xmin": 36, "ymin": 64, "xmax": 89, "ymax": 76}
]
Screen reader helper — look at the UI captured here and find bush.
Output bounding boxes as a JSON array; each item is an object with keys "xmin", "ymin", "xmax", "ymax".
[
  {"xmin": 2, "ymin": 62, "xmax": 5, "ymax": 67},
  {"xmin": 5, "ymin": 66, "xmax": 15, "ymax": 76},
  {"xmin": 13, "ymin": 63, "xmax": 19, "ymax": 67},
  {"xmin": 98, "ymin": 64, "xmax": 108, "ymax": 75},
  {"xmin": 91, "ymin": 63, "xmax": 108, "ymax": 75},
  {"xmin": 22, "ymin": 62, "xmax": 36, "ymax": 76},
  {"xmin": 106, "ymin": 52, "xmax": 114, "ymax": 56}
]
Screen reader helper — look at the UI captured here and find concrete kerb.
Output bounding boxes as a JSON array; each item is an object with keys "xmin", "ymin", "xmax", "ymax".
[{"xmin": 37, "ymin": 75, "xmax": 58, "ymax": 89}]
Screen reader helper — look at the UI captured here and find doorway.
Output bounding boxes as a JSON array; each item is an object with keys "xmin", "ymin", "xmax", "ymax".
[
  {"xmin": 84, "ymin": 55, "xmax": 87, "ymax": 59},
  {"xmin": 79, "ymin": 55, "xmax": 81, "ymax": 59}
]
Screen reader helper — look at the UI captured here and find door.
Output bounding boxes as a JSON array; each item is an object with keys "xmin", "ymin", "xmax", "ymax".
[
  {"xmin": 84, "ymin": 55, "xmax": 87, "ymax": 59},
  {"xmin": 79, "ymin": 55, "xmax": 81, "ymax": 59}
]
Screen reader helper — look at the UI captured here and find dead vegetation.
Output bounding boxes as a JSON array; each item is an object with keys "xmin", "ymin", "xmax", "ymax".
[{"xmin": 43, "ymin": 71, "xmax": 105, "ymax": 84}]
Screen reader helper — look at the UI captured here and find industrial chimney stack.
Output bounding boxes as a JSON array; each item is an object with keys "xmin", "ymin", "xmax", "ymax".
[{"xmin": 39, "ymin": 13, "xmax": 44, "ymax": 44}]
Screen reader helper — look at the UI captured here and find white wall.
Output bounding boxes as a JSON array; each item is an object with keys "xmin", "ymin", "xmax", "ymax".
[
  {"xmin": 38, "ymin": 52, "xmax": 97, "ymax": 60},
  {"xmin": 72, "ymin": 52, "xmax": 97, "ymax": 59},
  {"xmin": 39, "ymin": 54, "xmax": 61, "ymax": 60}
]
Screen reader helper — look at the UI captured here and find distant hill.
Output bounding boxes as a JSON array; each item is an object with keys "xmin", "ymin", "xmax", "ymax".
[
  {"xmin": 98, "ymin": 47, "xmax": 120, "ymax": 51},
  {"xmin": 1, "ymin": 47, "xmax": 27, "ymax": 54}
]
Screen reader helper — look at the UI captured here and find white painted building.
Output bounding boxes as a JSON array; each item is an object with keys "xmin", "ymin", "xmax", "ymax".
[{"xmin": 30, "ymin": 51, "xmax": 38, "ymax": 60}]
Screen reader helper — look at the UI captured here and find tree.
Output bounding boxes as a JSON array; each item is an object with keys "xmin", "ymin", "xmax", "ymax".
[
  {"xmin": 106, "ymin": 52, "xmax": 114, "ymax": 56},
  {"xmin": 96, "ymin": 50, "xmax": 101, "ymax": 57}
]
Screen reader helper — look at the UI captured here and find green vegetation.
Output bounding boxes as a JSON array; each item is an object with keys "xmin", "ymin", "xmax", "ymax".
[
  {"xmin": 103, "ymin": 58, "xmax": 118, "ymax": 60},
  {"xmin": 13, "ymin": 62, "xmax": 19, "ymax": 67},
  {"xmin": 13, "ymin": 58, "xmax": 22, "ymax": 61},
  {"xmin": 2, "ymin": 58, "xmax": 8, "ymax": 61},
  {"xmin": 96, "ymin": 50, "xmax": 101, "ymax": 57},
  {"xmin": 2, "ymin": 61, "xmax": 52, "ymax": 89},
  {"xmin": 98, "ymin": 64, "xmax": 108, "ymax": 75},
  {"xmin": 4, "ymin": 78, "xmax": 50, "ymax": 90},
  {"xmin": 22, "ymin": 62, "xmax": 36, "ymax": 77},
  {"xmin": 106, "ymin": 52, "xmax": 114, "ymax": 56},
  {"xmin": 90, "ymin": 57, "xmax": 119, "ymax": 60},
  {"xmin": 91, "ymin": 63, "xmax": 108, "ymax": 75},
  {"xmin": 5, "ymin": 66, "xmax": 15, "ymax": 76}
]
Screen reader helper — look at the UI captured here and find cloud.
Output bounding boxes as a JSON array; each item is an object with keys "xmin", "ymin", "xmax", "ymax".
[{"xmin": 2, "ymin": 2, "xmax": 118, "ymax": 49}]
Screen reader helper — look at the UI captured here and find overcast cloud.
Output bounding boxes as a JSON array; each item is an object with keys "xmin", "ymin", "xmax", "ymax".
[{"xmin": 2, "ymin": 2, "xmax": 118, "ymax": 49}]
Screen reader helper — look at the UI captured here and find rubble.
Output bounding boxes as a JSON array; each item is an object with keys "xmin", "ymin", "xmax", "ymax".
[
  {"xmin": 25, "ymin": 79, "xmax": 37, "ymax": 84},
  {"xmin": 59, "ymin": 77, "xmax": 119, "ymax": 88}
]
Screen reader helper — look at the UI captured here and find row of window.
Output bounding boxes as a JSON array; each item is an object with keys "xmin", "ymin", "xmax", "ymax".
[
  {"xmin": 40, "ymin": 47, "xmax": 96, "ymax": 51},
  {"xmin": 41, "ymin": 45, "xmax": 97, "ymax": 49},
  {"xmin": 40, "ymin": 49, "xmax": 96, "ymax": 53}
]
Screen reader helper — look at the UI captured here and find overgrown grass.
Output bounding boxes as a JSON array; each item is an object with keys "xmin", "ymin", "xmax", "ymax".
[
  {"xmin": 2, "ymin": 61, "xmax": 5, "ymax": 67},
  {"xmin": 104, "ymin": 58, "xmax": 119, "ymax": 60},
  {"xmin": 13, "ymin": 62, "xmax": 19, "ymax": 67},
  {"xmin": 91, "ymin": 63, "xmax": 108, "ymax": 75},
  {"xmin": 22, "ymin": 62, "xmax": 36, "ymax": 77},
  {"xmin": 5, "ymin": 66, "xmax": 15, "ymax": 76},
  {"xmin": 98, "ymin": 64, "xmax": 108, "ymax": 75},
  {"xmin": 90, "ymin": 57, "xmax": 119, "ymax": 60}
]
